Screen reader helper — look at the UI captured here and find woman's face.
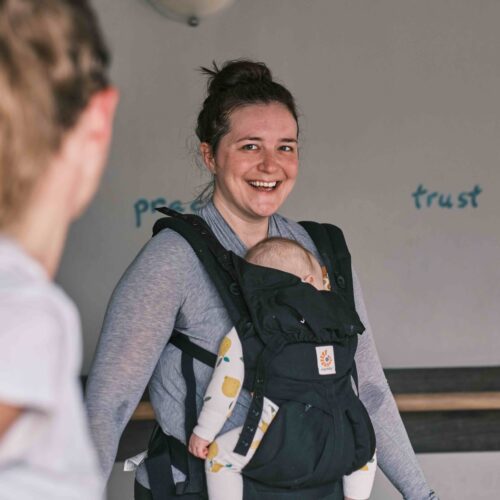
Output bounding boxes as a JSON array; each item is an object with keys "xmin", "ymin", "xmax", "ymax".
[{"xmin": 204, "ymin": 102, "xmax": 299, "ymax": 222}]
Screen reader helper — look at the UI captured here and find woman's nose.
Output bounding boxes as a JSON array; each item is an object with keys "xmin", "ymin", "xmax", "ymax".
[{"xmin": 258, "ymin": 150, "xmax": 278, "ymax": 172}]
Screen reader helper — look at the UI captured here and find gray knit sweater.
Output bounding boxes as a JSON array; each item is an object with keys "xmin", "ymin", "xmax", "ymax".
[{"xmin": 86, "ymin": 201, "xmax": 437, "ymax": 499}]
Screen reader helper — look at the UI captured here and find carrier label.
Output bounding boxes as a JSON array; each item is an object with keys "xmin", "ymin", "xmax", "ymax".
[{"xmin": 315, "ymin": 345, "xmax": 336, "ymax": 375}]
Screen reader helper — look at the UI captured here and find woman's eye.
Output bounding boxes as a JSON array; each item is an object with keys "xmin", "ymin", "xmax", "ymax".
[{"xmin": 242, "ymin": 144, "xmax": 258, "ymax": 151}]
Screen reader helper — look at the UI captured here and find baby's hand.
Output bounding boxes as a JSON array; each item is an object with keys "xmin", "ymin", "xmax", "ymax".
[{"xmin": 188, "ymin": 433, "xmax": 210, "ymax": 459}]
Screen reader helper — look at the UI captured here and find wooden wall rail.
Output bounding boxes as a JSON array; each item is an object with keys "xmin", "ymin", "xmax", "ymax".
[
  {"xmin": 395, "ymin": 391, "xmax": 500, "ymax": 412},
  {"xmin": 131, "ymin": 391, "xmax": 500, "ymax": 420}
]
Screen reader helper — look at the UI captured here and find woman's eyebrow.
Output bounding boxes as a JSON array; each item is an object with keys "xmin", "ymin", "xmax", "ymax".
[
  {"xmin": 236, "ymin": 136, "xmax": 263, "ymax": 142},
  {"xmin": 235, "ymin": 137, "xmax": 298, "ymax": 143}
]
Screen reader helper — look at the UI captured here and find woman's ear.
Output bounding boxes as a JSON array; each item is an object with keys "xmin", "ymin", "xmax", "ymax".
[{"xmin": 200, "ymin": 142, "xmax": 216, "ymax": 175}]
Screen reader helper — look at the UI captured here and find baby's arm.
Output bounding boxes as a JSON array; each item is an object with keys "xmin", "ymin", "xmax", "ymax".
[{"xmin": 189, "ymin": 327, "xmax": 244, "ymax": 457}]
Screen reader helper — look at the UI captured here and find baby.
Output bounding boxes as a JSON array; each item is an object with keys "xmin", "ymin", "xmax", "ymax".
[{"xmin": 188, "ymin": 237, "xmax": 376, "ymax": 500}]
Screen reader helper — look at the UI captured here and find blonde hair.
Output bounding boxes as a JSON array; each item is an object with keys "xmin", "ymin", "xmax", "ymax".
[
  {"xmin": 0, "ymin": 0, "xmax": 110, "ymax": 227},
  {"xmin": 245, "ymin": 237, "xmax": 319, "ymax": 279}
]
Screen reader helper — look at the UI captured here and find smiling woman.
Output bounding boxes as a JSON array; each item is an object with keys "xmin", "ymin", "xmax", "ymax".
[
  {"xmin": 200, "ymin": 103, "xmax": 299, "ymax": 246},
  {"xmin": 86, "ymin": 59, "xmax": 438, "ymax": 500},
  {"xmin": 196, "ymin": 61, "xmax": 300, "ymax": 247}
]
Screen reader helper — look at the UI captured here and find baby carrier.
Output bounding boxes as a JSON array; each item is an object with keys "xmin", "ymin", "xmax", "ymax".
[{"xmin": 143, "ymin": 207, "xmax": 376, "ymax": 500}]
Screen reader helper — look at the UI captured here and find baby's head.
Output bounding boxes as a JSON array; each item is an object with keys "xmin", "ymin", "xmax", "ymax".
[{"xmin": 245, "ymin": 237, "xmax": 325, "ymax": 291}]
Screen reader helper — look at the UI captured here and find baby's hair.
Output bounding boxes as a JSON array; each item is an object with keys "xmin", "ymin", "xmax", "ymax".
[{"xmin": 245, "ymin": 237, "xmax": 319, "ymax": 279}]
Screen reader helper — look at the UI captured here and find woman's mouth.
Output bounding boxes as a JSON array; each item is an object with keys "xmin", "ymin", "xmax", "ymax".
[{"xmin": 247, "ymin": 180, "xmax": 281, "ymax": 192}]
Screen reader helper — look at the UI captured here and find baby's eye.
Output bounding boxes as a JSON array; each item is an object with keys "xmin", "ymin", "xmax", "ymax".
[{"xmin": 241, "ymin": 144, "xmax": 258, "ymax": 151}]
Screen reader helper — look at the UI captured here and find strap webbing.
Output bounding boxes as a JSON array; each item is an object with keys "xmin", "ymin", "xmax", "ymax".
[
  {"xmin": 145, "ymin": 426, "xmax": 176, "ymax": 500},
  {"xmin": 234, "ymin": 335, "xmax": 286, "ymax": 456},
  {"xmin": 170, "ymin": 331, "xmax": 216, "ymax": 368},
  {"xmin": 177, "ymin": 352, "xmax": 206, "ymax": 495}
]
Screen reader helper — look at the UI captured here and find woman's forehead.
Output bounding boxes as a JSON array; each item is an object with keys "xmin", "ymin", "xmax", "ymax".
[{"xmin": 227, "ymin": 102, "xmax": 298, "ymax": 138}]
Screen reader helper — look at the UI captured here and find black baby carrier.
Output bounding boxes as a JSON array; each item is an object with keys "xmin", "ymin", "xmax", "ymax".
[{"xmin": 142, "ymin": 208, "xmax": 376, "ymax": 500}]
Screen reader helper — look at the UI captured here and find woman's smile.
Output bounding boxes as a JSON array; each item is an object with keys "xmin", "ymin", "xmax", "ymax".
[{"xmin": 247, "ymin": 180, "xmax": 280, "ymax": 191}]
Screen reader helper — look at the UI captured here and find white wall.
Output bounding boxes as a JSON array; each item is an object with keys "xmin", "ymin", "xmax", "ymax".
[
  {"xmin": 58, "ymin": 0, "xmax": 500, "ymax": 372},
  {"xmin": 58, "ymin": 0, "xmax": 500, "ymax": 497}
]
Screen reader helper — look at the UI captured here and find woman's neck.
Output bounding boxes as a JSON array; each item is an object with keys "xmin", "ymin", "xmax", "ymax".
[{"xmin": 212, "ymin": 196, "xmax": 269, "ymax": 249}]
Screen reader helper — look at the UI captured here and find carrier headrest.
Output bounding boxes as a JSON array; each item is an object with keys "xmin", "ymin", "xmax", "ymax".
[{"xmin": 231, "ymin": 255, "xmax": 365, "ymax": 345}]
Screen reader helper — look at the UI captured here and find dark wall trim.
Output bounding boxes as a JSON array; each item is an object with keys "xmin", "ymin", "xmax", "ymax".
[
  {"xmin": 401, "ymin": 410, "xmax": 500, "ymax": 453},
  {"xmin": 385, "ymin": 366, "xmax": 500, "ymax": 394}
]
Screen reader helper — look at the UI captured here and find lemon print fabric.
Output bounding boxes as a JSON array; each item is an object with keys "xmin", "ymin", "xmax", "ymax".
[
  {"xmin": 207, "ymin": 441, "xmax": 219, "ymax": 461},
  {"xmin": 216, "ymin": 335, "xmax": 233, "ymax": 367},
  {"xmin": 207, "ymin": 440, "xmax": 234, "ymax": 473},
  {"xmin": 210, "ymin": 461, "xmax": 224, "ymax": 473},
  {"xmin": 250, "ymin": 439, "xmax": 261, "ymax": 450},
  {"xmin": 222, "ymin": 376, "xmax": 241, "ymax": 398},
  {"xmin": 259, "ymin": 420, "xmax": 269, "ymax": 433},
  {"xmin": 218, "ymin": 336, "xmax": 231, "ymax": 357}
]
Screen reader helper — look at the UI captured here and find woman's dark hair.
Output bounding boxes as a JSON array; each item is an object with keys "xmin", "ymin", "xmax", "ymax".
[{"xmin": 196, "ymin": 59, "xmax": 299, "ymax": 155}]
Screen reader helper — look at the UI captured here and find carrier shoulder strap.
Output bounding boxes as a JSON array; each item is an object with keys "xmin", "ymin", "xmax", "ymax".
[
  {"xmin": 147, "ymin": 207, "xmax": 238, "ymax": 499},
  {"xmin": 299, "ymin": 221, "xmax": 359, "ymax": 390},
  {"xmin": 153, "ymin": 207, "xmax": 252, "ymax": 337},
  {"xmin": 298, "ymin": 221, "xmax": 355, "ymax": 310}
]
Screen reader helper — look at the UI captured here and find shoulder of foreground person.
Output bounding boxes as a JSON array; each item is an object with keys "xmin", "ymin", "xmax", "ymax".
[{"xmin": 0, "ymin": 296, "xmax": 68, "ymax": 414}]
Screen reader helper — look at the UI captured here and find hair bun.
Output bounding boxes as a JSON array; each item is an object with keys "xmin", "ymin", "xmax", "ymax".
[{"xmin": 201, "ymin": 59, "xmax": 273, "ymax": 95}]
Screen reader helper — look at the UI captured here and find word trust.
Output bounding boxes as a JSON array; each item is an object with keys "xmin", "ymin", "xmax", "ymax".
[
  {"xmin": 412, "ymin": 184, "xmax": 482, "ymax": 209},
  {"xmin": 134, "ymin": 197, "xmax": 204, "ymax": 228}
]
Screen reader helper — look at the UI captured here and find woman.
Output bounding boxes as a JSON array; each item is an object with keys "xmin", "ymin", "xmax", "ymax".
[
  {"xmin": 86, "ymin": 60, "xmax": 437, "ymax": 499},
  {"xmin": 0, "ymin": 1, "xmax": 118, "ymax": 498}
]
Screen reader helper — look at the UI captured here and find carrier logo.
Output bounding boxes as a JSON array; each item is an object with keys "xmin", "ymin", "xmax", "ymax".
[{"xmin": 315, "ymin": 346, "xmax": 336, "ymax": 375}]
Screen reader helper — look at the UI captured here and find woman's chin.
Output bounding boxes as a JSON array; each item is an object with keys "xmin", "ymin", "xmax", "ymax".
[{"xmin": 248, "ymin": 200, "xmax": 283, "ymax": 219}]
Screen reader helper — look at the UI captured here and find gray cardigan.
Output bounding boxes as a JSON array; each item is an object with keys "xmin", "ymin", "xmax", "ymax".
[{"xmin": 86, "ymin": 201, "xmax": 437, "ymax": 499}]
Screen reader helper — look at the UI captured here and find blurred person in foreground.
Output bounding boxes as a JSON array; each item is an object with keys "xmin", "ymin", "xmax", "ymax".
[{"xmin": 0, "ymin": 0, "xmax": 118, "ymax": 498}]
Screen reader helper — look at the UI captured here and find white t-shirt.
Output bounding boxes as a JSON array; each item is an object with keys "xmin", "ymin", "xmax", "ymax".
[{"xmin": 0, "ymin": 236, "xmax": 103, "ymax": 499}]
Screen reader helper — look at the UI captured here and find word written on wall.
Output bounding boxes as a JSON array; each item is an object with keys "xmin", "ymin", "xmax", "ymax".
[
  {"xmin": 134, "ymin": 197, "xmax": 205, "ymax": 228},
  {"xmin": 412, "ymin": 184, "xmax": 482, "ymax": 209}
]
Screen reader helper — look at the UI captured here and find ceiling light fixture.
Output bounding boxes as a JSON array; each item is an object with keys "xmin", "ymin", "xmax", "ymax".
[{"xmin": 145, "ymin": 0, "xmax": 237, "ymax": 27}]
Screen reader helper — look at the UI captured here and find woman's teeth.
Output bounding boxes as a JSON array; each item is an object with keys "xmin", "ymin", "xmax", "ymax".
[{"xmin": 248, "ymin": 181, "xmax": 278, "ymax": 189}]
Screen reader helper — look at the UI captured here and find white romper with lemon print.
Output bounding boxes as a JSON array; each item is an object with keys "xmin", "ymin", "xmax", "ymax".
[{"xmin": 193, "ymin": 327, "xmax": 377, "ymax": 500}]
